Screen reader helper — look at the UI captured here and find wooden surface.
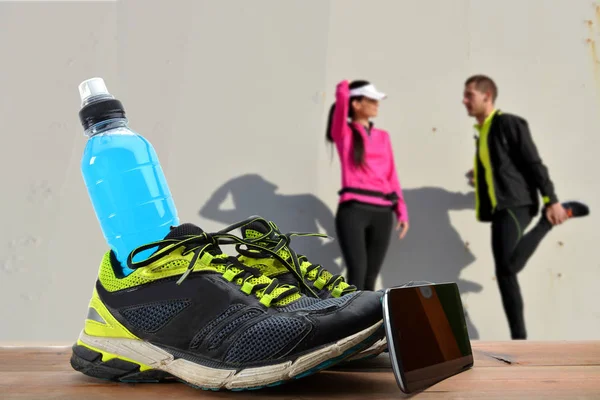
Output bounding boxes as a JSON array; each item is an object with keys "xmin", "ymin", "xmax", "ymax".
[{"xmin": 1, "ymin": 341, "xmax": 599, "ymax": 399}]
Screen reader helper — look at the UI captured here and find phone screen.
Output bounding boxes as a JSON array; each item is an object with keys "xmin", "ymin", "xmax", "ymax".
[{"xmin": 383, "ymin": 283, "xmax": 474, "ymax": 393}]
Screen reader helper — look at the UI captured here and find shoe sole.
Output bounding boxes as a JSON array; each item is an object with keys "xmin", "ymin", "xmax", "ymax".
[
  {"xmin": 344, "ymin": 337, "xmax": 387, "ymax": 362},
  {"xmin": 70, "ymin": 319, "xmax": 382, "ymax": 391}
]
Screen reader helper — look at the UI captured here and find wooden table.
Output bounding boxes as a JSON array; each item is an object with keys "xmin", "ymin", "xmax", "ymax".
[{"xmin": 1, "ymin": 341, "xmax": 599, "ymax": 399}]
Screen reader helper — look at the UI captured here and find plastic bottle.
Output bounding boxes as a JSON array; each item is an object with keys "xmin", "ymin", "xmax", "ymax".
[{"xmin": 78, "ymin": 77, "xmax": 179, "ymax": 275}]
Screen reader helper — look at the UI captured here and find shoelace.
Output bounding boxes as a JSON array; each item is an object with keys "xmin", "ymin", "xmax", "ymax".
[
  {"xmin": 215, "ymin": 216, "xmax": 357, "ymax": 297},
  {"xmin": 126, "ymin": 232, "xmax": 300, "ymax": 307}
]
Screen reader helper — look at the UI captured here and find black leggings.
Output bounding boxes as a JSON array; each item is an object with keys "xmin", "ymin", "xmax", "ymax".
[
  {"xmin": 491, "ymin": 206, "xmax": 552, "ymax": 339},
  {"xmin": 335, "ymin": 201, "xmax": 394, "ymax": 291}
]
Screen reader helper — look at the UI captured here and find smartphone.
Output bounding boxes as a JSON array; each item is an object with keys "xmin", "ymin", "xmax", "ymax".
[{"xmin": 382, "ymin": 282, "xmax": 474, "ymax": 393}]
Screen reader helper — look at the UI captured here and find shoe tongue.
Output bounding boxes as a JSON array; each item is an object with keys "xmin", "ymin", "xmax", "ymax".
[
  {"xmin": 241, "ymin": 218, "xmax": 280, "ymax": 241},
  {"xmin": 165, "ymin": 223, "xmax": 205, "ymax": 239},
  {"xmin": 242, "ymin": 219, "xmax": 293, "ymax": 257}
]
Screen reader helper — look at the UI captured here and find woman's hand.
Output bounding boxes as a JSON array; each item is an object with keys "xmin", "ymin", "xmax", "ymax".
[{"xmin": 396, "ymin": 220, "xmax": 409, "ymax": 240}]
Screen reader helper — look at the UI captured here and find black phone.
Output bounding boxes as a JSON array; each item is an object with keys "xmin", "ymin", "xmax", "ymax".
[{"xmin": 382, "ymin": 282, "xmax": 474, "ymax": 394}]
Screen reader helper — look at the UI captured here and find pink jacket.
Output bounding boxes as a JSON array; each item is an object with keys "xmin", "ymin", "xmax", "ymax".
[{"xmin": 330, "ymin": 80, "xmax": 408, "ymax": 222}]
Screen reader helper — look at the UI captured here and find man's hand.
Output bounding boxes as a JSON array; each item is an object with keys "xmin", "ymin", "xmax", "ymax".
[
  {"xmin": 465, "ymin": 169, "xmax": 475, "ymax": 187},
  {"xmin": 396, "ymin": 220, "xmax": 409, "ymax": 239},
  {"xmin": 546, "ymin": 202, "xmax": 568, "ymax": 225}
]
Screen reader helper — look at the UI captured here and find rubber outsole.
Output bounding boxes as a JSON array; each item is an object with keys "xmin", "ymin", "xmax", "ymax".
[{"xmin": 70, "ymin": 319, "xmax": 383, "ymax": 391}]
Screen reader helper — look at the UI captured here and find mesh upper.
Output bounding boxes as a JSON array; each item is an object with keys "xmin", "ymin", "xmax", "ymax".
[
  {"xmin": 224, "ymin": 316, "xmax": 307, "ymax": 364},
  {"xmin": 120, "ymin": 299, "xmax": 191, "ymax": 333},
  {"xmin": 207, "ymin": 309, "xmax": 264, "ymax": 350},
  {"xmin": 189, "ymin": 304, "xmax": 246, "ymax": 349},
  {"xmin": 277, "ymin": 292, "xmax": 357, "ymax": 312}
]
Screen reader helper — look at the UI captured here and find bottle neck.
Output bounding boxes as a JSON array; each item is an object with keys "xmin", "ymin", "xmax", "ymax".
[{"xmin": 85, "ymin": 118, "xmax": 129, "ymax": 137}]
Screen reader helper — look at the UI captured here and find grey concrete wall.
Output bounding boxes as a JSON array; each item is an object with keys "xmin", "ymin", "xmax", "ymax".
[{"xmin": 0, "ymin": 0, "xmax": 598, "ymax": 343}]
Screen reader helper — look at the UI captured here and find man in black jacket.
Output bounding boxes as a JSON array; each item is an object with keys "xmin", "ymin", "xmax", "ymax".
[{"xmin": 462, "ymin": 74, "xmax": 589, "ymax": 339}]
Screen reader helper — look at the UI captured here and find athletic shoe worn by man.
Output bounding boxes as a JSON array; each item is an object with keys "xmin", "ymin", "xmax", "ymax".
[
  {"xmin": 70, "ymin": 223, "xmax": 384, "ymax": 391},
  {"xmin": 213, "ymin": 216, "xmax": 388, "ymax": 361}
]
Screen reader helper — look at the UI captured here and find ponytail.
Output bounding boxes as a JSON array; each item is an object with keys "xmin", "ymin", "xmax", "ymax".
[
  {"xmin": 325, "ymin": 101, "xmax": 365, "ymax": 166},
  {"xmin": 350, "ymin": 124, "xmax": 365, "ymax": 166}
]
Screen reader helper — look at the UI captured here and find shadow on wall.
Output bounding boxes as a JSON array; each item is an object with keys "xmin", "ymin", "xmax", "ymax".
[
  {"xmin": 380, "ymin": 187, "xmax": 482, "ymax": 339},
  {"xmin": 199, "ymin": 175, "xmax": 481, "ymax": 339},
  {"xmin": 199, "ymin": 173, "xmax": 344, "ymax": 276}
]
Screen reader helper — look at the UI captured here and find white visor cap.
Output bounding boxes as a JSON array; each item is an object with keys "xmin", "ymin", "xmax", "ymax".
[{"xmin": 349, "ymin": 84, "xmax": 387, "ymax": 100}]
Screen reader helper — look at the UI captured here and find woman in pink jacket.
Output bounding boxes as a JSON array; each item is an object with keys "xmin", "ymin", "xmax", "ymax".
[{"xmin": 326, "ymin": 79, "xmax": 409, "ymax": 291}]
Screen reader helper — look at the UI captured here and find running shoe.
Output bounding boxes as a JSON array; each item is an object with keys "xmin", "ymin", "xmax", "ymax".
[
  {"xmin": 70, "ymin": 223, "xmax": 384, "ymax": 390},
  {"xmin": 561, "ymin": 201, "xmax": 590, "ymax": 219}
]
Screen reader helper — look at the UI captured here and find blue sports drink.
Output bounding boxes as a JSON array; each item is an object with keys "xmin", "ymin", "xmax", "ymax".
[{"xmin": 78, "ymin": 77, "xmax": 179, "ymax": 275}]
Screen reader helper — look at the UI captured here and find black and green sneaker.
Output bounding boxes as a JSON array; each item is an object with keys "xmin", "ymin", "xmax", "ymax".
[
  {"xmin": 213, "ymin": 216, "xmax": 388, "ymax": 362},
  {"xmin": 70, "ymin": 223, "xmax": 384, "ymax": 391}
]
